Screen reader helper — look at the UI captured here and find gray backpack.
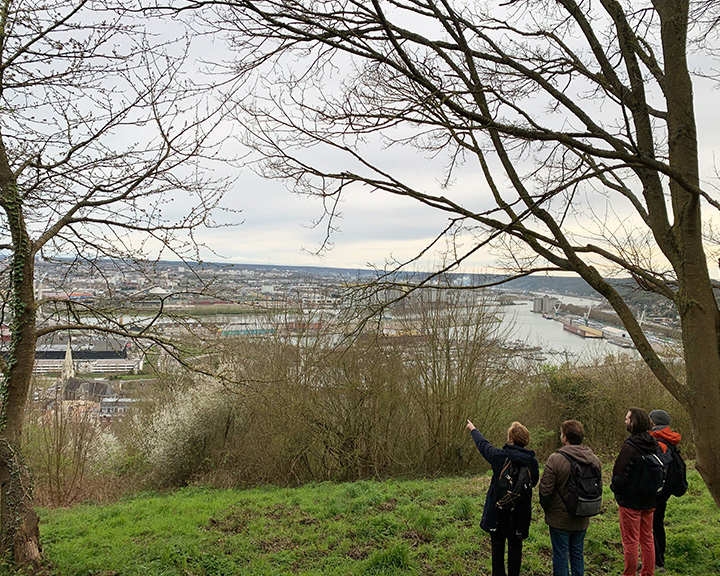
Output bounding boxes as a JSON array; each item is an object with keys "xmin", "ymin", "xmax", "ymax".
[{"xmin": 557, "ymin": 452, "xmax": 602, "ymax": 517}]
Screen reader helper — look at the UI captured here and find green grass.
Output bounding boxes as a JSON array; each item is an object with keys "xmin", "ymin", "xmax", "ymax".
[{"xmin": 34, "ymin": 471, "xmax": 719, "ymax": 575}]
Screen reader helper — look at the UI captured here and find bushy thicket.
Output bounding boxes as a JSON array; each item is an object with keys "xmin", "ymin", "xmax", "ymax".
[
  {"xmin": 24, "ymin": 302, "xmax": 693, "ymax": 501},
  {"xmin": 128, "ymin": 301, "xmax": 527, "ymax": 487},
  {"xmin": 520, "ymin": 357, "xmax": 692, "ymax": 460},
  {"xmin": 123, "ymin": 304, "xmax": 691, "ymax": 491}
]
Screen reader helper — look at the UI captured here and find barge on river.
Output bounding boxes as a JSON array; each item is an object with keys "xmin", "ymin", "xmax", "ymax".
[{"xmin": 562, "ymin": 321, "xmax": 604, "ymax": 338}]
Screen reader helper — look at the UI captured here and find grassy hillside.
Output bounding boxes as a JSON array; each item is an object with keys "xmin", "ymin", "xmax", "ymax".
[{"xmin": 36, "ymin": 471, "xmax": 718, "ymax": 576}]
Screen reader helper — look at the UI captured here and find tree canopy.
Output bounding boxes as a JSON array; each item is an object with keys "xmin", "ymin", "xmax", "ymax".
[
  {"xmin": 0, "ymin": 0, "xmax": 230, "ymax": 565},
  {"xmin": 178, "ymin": 0, "xmax": 720, "ymax": 505}
]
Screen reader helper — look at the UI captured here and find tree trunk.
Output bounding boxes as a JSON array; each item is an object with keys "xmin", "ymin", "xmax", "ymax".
[
  {"xmin": 655, "ymin": 0, "xmax": 720, "ymax": 508},
  {"xmin": 0, "ymin": 441, "xmax": 41, "ymax": 570},
  {"xmin": 689, "ymin": 398, "xmax": 720, "ymax": 508},
  {"xmin": 676, "ymin": 245, "xmax": 720, "ymax": 507},
  {"xmin": 678, "ymin": 272, "xmax": 720, "ymax": 508},
  {"xmin": 0, "ymin": 139, "xmax": 43, "ymax": 568}
]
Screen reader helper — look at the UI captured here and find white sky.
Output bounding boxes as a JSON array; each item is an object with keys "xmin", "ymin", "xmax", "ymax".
[
  {"xmin": 9, "ymin": 3, "xmax": 718, "ymax": 277},
  {"xmin": 183, "ymin": 9, "xmax": 720, "ymax": 275},
  {"xmin": 195, "ymin": 177, "xmax": 458, "ymax": 270},
  {"xmin": 198, "ymin": 100, "xmax": 720, "ymax": 275}
]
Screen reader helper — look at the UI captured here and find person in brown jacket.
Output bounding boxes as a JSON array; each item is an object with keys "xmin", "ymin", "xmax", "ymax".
[{"xmin": 539, "ymin": 420, "xmax": 602, "ymax": 576}]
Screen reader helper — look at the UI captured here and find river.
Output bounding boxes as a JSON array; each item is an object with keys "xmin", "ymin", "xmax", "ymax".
[
  {"xmin": 497, "ymin": 296, "xmax": 637, "ymax": 363},
  {"xmin": 168, "ymin": 294, "xmax": 640, "ymax": 363}
]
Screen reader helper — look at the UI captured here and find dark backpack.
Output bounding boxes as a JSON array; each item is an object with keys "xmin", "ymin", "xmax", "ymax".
[
  {"xmin": 557, "ymin": 451, "xmax": 603, "ymax": 517},
  {"xmin": 495, "ymin": 458, "xmax": 532, "ymax": 511},
  {"xmin": 658, "ymin": 442, "xmax": 688, "ymax": 497},
  {"xmin": 627, "ymin": 438, "xmax": 666, "ymax": 497}
]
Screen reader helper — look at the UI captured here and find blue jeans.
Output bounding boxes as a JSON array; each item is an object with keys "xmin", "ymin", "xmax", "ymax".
[{"xmin": 549, "ymin": 526, "xmax": 586, "ymax": 576}]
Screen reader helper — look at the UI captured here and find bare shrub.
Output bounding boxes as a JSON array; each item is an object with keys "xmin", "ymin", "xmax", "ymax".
[
  {"xmin": 195, "ymin": 336, "xmax": 414, "ymax": 484},
  {"xmin": 23, "ymin": 389, "xmax": 124, "ymax": 507},
  {"xmin": 397, "ymin": 291, "xmax": 525, "ymax": 474},
  {"xmin": 190, "ymin": 293, "xmax": 527, "ymax": 485}
]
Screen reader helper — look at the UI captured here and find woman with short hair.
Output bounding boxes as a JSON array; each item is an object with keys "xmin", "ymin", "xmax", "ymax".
[{"xmin": 467, "ymin": 419, "xmax": 539, "ymax": 576}]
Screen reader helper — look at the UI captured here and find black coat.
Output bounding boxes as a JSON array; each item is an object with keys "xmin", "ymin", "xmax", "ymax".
[
  {"xmin": 610, "ymin": 431, "xmax": 660, "ymax": 510},
  {"xmin": 471, "ymin": 429, "xmax": 540, "ymax": 539}
]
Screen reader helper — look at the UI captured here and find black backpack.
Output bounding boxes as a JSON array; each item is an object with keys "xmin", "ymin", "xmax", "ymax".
[
  {"xmin": 494, "ymin": 458, "xmax": 532, "ymax": 511},
  {"xmin": 627, "ymin": 438, "xmax": 666, "ymax": 497},
  {"xmin": 658, "ymin": 442, "xmax": 688, "ymax": 497},
  {"xmin": 557, "ymin": 451, "xmax": 603, "ymax": 517}
]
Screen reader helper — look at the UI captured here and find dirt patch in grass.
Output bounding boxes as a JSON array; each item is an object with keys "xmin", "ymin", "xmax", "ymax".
[
  {"xmin": 377, "ymin": 498, "xmax": 397, "ymax": 511},
  {"xmin": 347, "ymin": 546, "xmax": 371, "ymax": 560},
  {"xmin": 208, "ymin": 503, "xmax": 318, "ymax": 533},
  {"xmin": 207, "ymin": 506, "xmax": 257, "ymax": 533},
  {"xmin": 402, "ymin": 529, "xmax": 433, "ymax": 544},
  {"xmin": 264, "ymin": 503, "xmax": 292, "ymax": 519},
  {"xmin": 258, "ymin": 536, "xmax": 294, "ymax": 552}
]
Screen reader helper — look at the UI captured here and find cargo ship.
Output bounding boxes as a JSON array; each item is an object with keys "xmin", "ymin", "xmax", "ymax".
[{"xmin": 562, "ymin": 321, "xmax": 603, "ymax": 338}]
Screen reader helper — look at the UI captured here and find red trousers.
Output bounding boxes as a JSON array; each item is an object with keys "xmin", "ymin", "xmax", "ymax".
[{"xmin": 618, "ymin": 506, "xmax": 655, "ymax": 576}]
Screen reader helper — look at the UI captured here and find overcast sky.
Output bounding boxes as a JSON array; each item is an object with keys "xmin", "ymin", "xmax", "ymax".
[
  {"xmin": 198, "ymin": 92, "xmax": 720, "ymax": 276},
  {"xmin": 187, "ymin": 16, "xmax": 720, "ymax": 276},
  {"xmin": 199, "ymin": 155, "xmax": 480, "ymax": 272}
]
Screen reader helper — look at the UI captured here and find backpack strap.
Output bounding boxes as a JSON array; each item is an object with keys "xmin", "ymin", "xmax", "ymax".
[
  {"xmin": 499, "ymin": 457, "xmax": 512, "ymax": 477},
  {"xmin": 660, "ymin": 440, "xmax": 682, "ymax": 457},
  {"xmin": 624, "ymin": 437, "xmax": 651, "ymax": 472},
  {"xmin": 554, "ymin": 451, "xmax": 575, "ymax": 503},
  {"xmin": 557, "ymin": 450, "xmax": 577, "ymax": 464}
]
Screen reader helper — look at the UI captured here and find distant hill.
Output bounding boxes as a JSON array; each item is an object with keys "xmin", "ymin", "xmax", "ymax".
[
  {"xmin": 497, "ymin": 274, "xmax": 682, "ymax": 318},
  {"xmin": 498, "ymin": 275, "xmax": 600, "ymax": 297},
  {"xmin": 166, "ymin": 261, "xmax": 677, "ymax": 314}
]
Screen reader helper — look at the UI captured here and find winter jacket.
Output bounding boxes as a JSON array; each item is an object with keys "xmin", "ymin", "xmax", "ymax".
[
  {"xmin": 471, "ymin": 429, "xmax": 540, "ymax": 539},
  {"xmin": 539, "ymin": 444, "xmax": 602, "ymax": 531},
  {"xmin": 651, "ymin": 425, "xmax": 683, "ymax": 500},
  {"xmin": 650, "ymin": 425, "xmax": 681, "ymax": 453},
  {"xmin": 610, "ymin": 431, "xmax": 659, "ymax": 510}
]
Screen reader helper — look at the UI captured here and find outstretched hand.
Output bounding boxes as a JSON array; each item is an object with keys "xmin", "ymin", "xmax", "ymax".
[{"xmin": 466, "ymin": 419, "xmax": 476, "ymax": 432}]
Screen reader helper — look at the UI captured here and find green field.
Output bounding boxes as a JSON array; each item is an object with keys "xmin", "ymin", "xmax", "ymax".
[{"xmin": 36, "ymin": 471, "xmax": 718, "ymax": 575}]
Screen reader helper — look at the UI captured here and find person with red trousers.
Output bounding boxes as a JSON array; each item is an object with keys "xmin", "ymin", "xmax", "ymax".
[{"xmin": 610, "ymin": 408, "xmax": 659, "ymax": 576}]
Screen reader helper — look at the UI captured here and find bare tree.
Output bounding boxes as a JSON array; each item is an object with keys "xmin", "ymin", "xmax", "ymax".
[
  {"xmin": 177, "ymin": 0, "xmax": 720, "ymax": 505},
  {"xmin": 0, "ymin": 0, "xmax": 229, "ymax": 567},
  {"xmin": 398, "ymin": 287, "xmax": 517, "ymax": 473}
]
